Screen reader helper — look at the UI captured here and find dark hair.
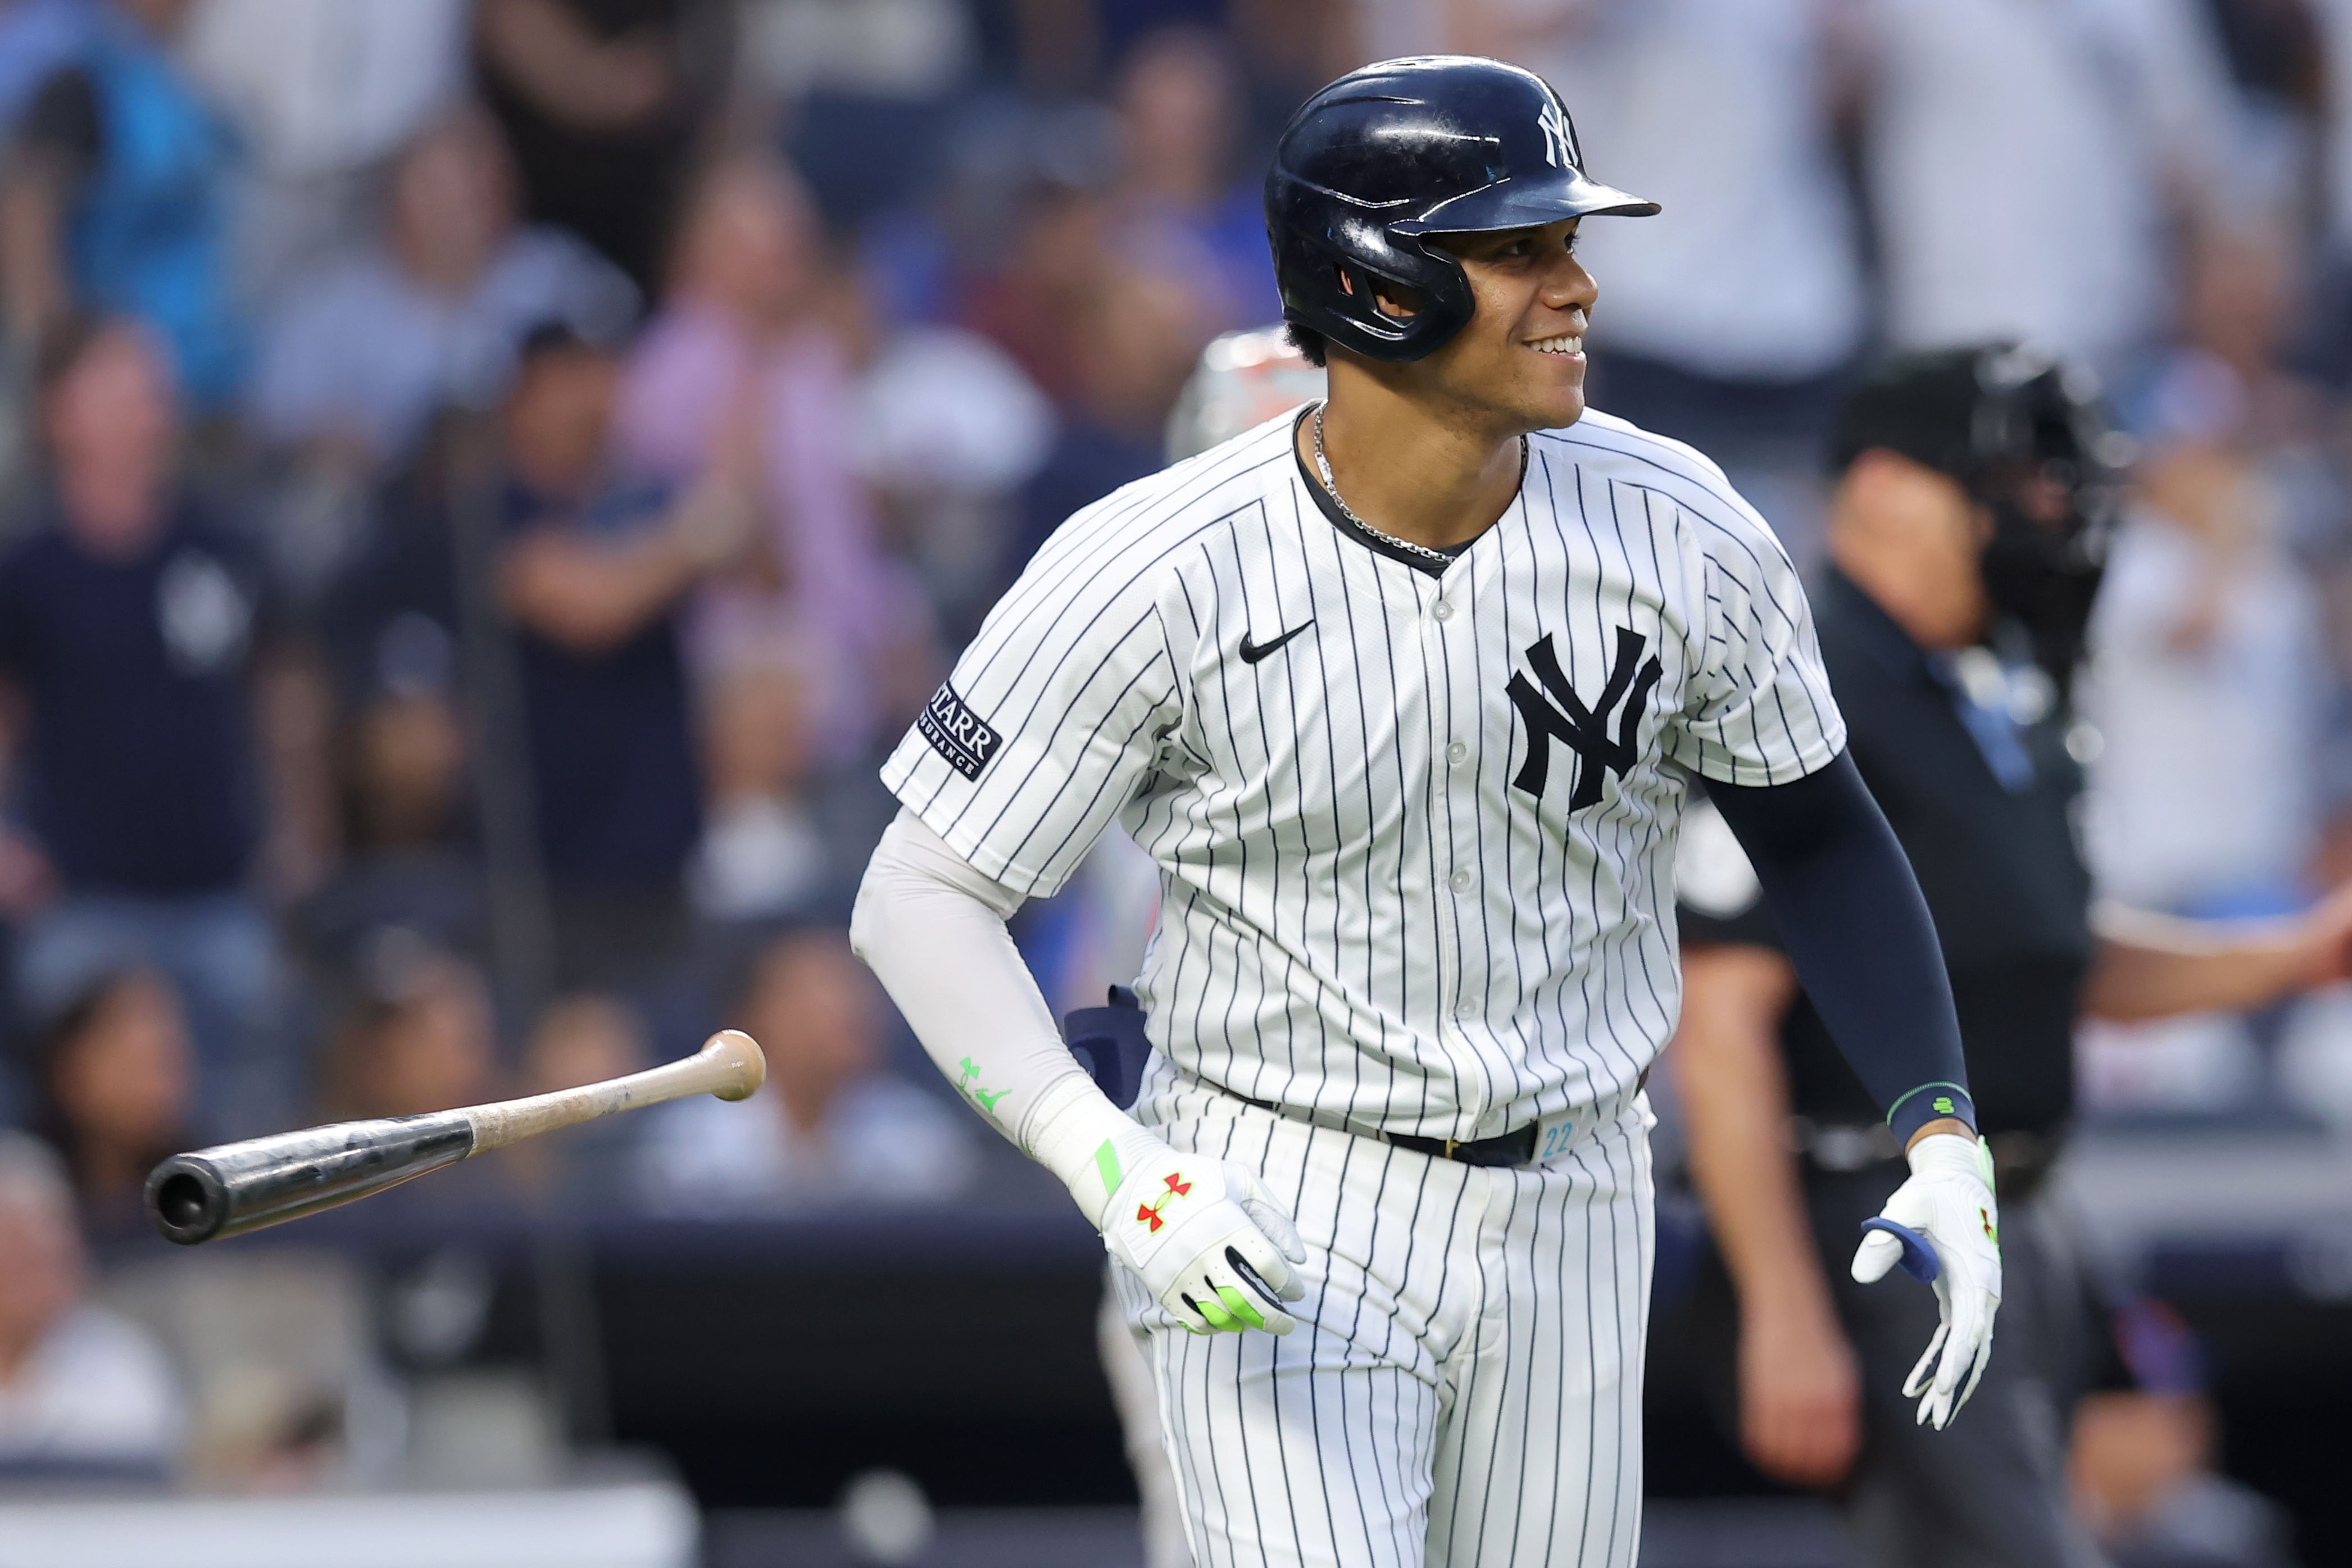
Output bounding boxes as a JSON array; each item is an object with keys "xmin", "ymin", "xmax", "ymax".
[
  {"xmin": 29, "ymin": 967, "xmax": 187, "ymax": 1191},
  {"xmin": 1284, "ymin": 321, "xmax": 1328, "ymax": 369}
]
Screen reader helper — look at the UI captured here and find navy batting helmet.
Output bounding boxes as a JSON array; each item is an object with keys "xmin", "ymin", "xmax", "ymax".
[{"xmin": 1264, "ymin": 56, "xmax": 1658, "ymax": 365}]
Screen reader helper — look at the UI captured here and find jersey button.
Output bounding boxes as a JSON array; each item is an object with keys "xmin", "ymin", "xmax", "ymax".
[
  {"xmin": 1445, "ymin": 740, "xmax": 1468, "ymax": 767},
  {"xmin": 1450, "ymin": 868, "xmax": 1474, "ymax": 894},
  {"xmin": 1432, "ymin": 599, "xmax": 1454, "ymax": 622}
]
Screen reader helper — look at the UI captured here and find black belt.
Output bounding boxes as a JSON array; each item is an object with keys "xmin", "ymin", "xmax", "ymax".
[
  {"xmin": 1232, "ymin": 1089, "xmax": 1536, "ymax": 1166},
  {"xmin": 1232, "ymin": 1066, "xmax": 1647, "ymax": 1170}
]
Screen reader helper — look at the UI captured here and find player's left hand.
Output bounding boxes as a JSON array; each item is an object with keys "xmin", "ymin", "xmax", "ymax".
[
  {"xmin": 1851, "ymin": 1130, "xmax": 2001, "ymax": 1430},
  {"xmin": 1104, "ymin": 1156, "xmax": 1309, "ymax": 1336}
]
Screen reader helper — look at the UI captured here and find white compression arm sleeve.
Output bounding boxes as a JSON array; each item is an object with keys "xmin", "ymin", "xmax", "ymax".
[{"xmin": 849, "ymin": 808, "xmax": 1167, "ymax": 1230}]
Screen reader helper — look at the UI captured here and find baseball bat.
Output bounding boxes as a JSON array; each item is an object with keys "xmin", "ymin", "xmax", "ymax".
[{"xmin": 144, "ymin": 1029, "xmax": 765, "ymax": 1246}]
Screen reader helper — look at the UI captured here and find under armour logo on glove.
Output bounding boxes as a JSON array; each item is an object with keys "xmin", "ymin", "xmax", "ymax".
[
  {"xmin": 1137, "ymin": 1172, "xmax": 1193, "ymax": 1232},
  {"xmin": 1506, "ymin": 626, "xmax": 1663, "ymax": 810}
]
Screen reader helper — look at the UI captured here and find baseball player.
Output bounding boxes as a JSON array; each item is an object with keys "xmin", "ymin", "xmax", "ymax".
[{"xmin": 854, "ymin": 57, "xmax": 1998, "ymax": 1567}]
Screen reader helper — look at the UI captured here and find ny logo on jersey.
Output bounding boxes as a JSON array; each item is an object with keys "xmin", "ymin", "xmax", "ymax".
[
  {"xmin": 1537, "ymin": 99, "xmax": 1574, "ymax": 170},
  {"xmin": 1506, "ymin": 626, "xmax": 1664, "ymax": 811}
]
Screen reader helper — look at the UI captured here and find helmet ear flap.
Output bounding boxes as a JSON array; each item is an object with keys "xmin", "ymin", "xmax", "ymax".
[{"xmin": 1283, "ymin": 232, "xmax": 1475, "ymax": 363}]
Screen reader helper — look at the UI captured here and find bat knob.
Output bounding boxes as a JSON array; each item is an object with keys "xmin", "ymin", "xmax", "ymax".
[
  {"xmin": 703, "ymin": 1029, "xmax": 766, "ymax": 1101},
  {"xmin": 146, "ymin": 1156, "xmax": 231, "ymax": 1246}
]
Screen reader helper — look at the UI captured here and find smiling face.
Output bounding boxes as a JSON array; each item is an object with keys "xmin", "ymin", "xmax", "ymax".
[
  {"xmin": 1338, "ymin": 219, "xmax": 1598, "ymax": 435},
  {"xmin": 1427, "ymin": 220, "xmax": 1597, "ymax": 430}
]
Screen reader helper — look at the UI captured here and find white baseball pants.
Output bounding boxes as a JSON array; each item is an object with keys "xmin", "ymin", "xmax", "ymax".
[{"xmin": 1111, "ymin": 1077, "xmax": 1656, "ymax": 1568}]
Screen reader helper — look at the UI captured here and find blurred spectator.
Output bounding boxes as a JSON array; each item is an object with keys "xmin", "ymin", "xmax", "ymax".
[
  {"xmin": 525, "ymin": 989, "xmax": 648, "ymax": 1094},
  {"xmin": 514, "ymin": 989, "xmax": 650, "ymax": 1196},
  {"xmin": 691, "ymin": 661, "xmax": 827, "ymax": 920},
  {"xmin": 742, "ymin": 0, "xmax": 976, "ymax": 234},
  {"xmin": 181, "ymin": 0, "xmax": 471, "ymax": 302},
  {"xmin": 29, "ymin": 967, "xmax": 193, "ymax": 1227},
  {"xmin": 0, "ymin": 0, "xmax": 246, "ymax": 413},
  {"xmin": 615, "ymin": 156, "xmax": 934, "ymax": 778},
  {"xmin": 1107, "ymin": 28, "xmax": 1280, "ymax": 328},
  {"xmin": 2076, "ymin": 223, "xmax": 2345, "ymax": 1120},
  {"xmin": 338, "ymin": 642, "xmax": 474, "ymax": 863},
  {"xmin": 321, "ymin": 937, "xmax": 498, "ymax": 1120},
  {"xmin": 1014, "ymin": 261, "xmax": 1215, "ymax": 570},
  {"xmin": 0, "ymin": 1131, "xmax": 184, "ymax": 1477},
  {"xmin": 473, "ymin": 0, "xmax": 729, "ymax": 291},
  {"xmin": 1856, "ymin": 0, "xmax": 2241, "ymax": 375},
  {"xmin": 2083, "ymin": 358, "xmax": 2330, "ymax": 920},
  {"xmin": 497, "ymin": 324, "xmax": 759, "ymax": 987},
  {"xmin": 850, "ymin": 313, "xmax": 1055, "ymax": 647},
  {"xmin": 961, "ymin": 180, "xmax": 1115, "ymax": 407},
  {"xmin": 0, "ymin": 319, "xmax": 317, "ymax": 1134},
  {"xmin": 633, "ymin": 925, "xmax": 975, "ymax": 1207},
  {"xmin": 1519, "ymin": 0, "xmax": 1863, "ymax": 560},
  {"xmin": 2071, "ymin": 1301, "xmax": 2299, "ymax": 1568},
  {"xmin": 248, "ymin": 110, "xmax": 637, "ymax": 473},
  {"xmin": 297, "ymin": 545, "xmax": 489, "ymax": 990}
]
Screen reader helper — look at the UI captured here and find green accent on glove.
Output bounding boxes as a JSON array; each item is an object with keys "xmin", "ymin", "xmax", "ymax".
[
  {"xmin": 1094, "ymin": 1140, "xmax": 1123, "ymax": 1196},
  {"xmin": 1214, "ymin": 1284, "xmax": 1268, "ymax": 1331},
  {"xmin": 1197, "ymin": 1296, "xmax": 1237, "ymax": 1331},
  {"xmin": 1975, "ymin": 1137, "xmax": 2001, "ymax": 1247}
]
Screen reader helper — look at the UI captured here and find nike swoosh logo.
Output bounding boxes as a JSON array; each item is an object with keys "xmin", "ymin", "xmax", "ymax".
[{"xmin": 1238, "ymin": 621, "xmax": 1315, "ymax": 665}]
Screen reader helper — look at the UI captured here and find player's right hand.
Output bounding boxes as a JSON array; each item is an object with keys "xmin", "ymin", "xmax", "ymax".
[
  {"xmin": 1851, "ymin": 1130, "xmax": 2003, "ymax": 1430},
  {"xmin": 1104, "ymin": 1155, "xmax": 1307, "ymax": 1335}
]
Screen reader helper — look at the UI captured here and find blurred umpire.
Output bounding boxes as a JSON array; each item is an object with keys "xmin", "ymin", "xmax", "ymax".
[{"xmin": 1669, "ymin": 345, "xmax": 2352, "ymax": 1567}]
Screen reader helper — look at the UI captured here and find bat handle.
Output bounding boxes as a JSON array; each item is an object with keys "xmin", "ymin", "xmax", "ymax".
[{"xmin": 463, "ymin": 1029, "xmax": 767, "ymax": 1153}]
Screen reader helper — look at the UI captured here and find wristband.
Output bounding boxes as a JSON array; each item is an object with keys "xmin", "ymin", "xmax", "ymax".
[{"xmin": 1886, "ymin": 1081, "xmax": 1976, "ymax": 1146}]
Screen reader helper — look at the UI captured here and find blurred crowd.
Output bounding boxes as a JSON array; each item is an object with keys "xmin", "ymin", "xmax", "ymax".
[{"xmin": 0, "ymin": 0, "xmax": 2349, "ymax": 1532}]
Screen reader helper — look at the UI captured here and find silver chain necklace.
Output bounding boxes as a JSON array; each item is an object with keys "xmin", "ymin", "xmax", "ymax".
[{"xmin": 1311, "ymin": 403, "xmax": 1518, "ymax": 567}]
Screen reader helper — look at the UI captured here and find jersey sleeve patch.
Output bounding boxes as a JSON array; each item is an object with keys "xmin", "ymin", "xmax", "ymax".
[{"xmin": 914, "ymin": 681, "xmax": 1004, "ymax": 781}]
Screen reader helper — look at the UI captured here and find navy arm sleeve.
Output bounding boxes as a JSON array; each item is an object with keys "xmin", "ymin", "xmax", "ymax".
[{"xmin": 1706, "ymin": 749, "xmax": 1974, "ymax": 1143}]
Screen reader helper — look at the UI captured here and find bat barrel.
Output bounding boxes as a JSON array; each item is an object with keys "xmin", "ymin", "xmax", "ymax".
[{"xmin": 145, "ymin": 1112, "xmax": 476, "ymax": 1245}]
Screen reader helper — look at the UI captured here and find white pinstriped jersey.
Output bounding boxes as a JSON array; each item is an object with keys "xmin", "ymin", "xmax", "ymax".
[{"xmin": 882, "ymin": 407, "xmax": 1845, "ymax": 1143}]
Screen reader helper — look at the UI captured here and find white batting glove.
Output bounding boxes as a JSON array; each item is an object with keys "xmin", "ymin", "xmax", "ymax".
[
  {"xmin": 1851, "ymin": 1131, "xmax": 2003, "ymax": 1430},
  {"xmin": 1103, "ymin": 1153, "xmax": 1307, "ymax": 1336}
]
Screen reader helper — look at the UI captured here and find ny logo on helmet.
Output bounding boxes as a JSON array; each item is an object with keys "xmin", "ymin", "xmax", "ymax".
[
  {"xmin": 1537, "ymin": 99, "xmax": 1574, "ymax": 170},
  {"xmin": 1507, "ymin": 626, "xmax": 1663, "ymax": 811}
]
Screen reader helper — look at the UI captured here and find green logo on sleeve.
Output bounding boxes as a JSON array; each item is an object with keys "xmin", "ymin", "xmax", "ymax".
[
  {"xmin": 1933, "ymin": 1096, "xmax": 1955, "ymax": 1115},
  {"xmin": 955, "ymin": 1057, "xmax": 1010, "ymax": 1121}
]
